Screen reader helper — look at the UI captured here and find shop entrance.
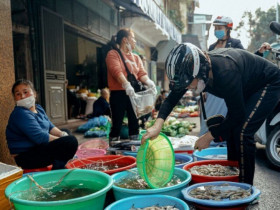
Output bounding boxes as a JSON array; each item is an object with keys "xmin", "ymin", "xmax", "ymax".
[
  {"xmin": 41, "ymin": 7, "xmax": 67, "ymax": 124},
  {"xmin": 64, "ymin": 29, "xmax": 102, "ymax": 119}
]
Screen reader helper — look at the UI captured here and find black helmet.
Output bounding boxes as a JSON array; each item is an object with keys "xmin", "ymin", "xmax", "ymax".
[{"xmin": 165, "ymin": 43, "xmax": 210, "ymax": 91}]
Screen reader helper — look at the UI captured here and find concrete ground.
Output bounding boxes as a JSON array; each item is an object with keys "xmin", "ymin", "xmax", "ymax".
[{"xmin": 58, "ymin": 119, "xmax": 96, "ymax": 145}]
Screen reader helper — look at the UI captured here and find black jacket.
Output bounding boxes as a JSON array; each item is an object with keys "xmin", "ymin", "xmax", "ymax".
[
  {"xmin": 209, "ymin": 37, "xmax": 244, "ymax": 51},
  {"xmin": 158, "ymin": 48, "xmax": 280, "ymax": 139},
  {"xmin": 89, "ymin": 97, "xmax": 111, "ymax": 118}
]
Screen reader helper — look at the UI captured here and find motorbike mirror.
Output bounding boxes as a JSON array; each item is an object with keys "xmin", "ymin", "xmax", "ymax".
[{"xmin": 269, "ymin": 21, "xmax": 280, "ymax": 35}]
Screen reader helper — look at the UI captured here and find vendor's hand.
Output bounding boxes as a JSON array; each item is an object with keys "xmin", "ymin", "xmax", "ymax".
[
  {"xmin": 145, "ymin": 79, "xmax": 156, "ymax": 89},
  {"xmin": 258, "ymin": 42, "xmax": 271, "ymax": 54},
  {"xmin": 141, "ymin": 126, "xmax": 160, "ymax": 145},
  {"xmin": 194, "ymin": 132, "xmax": 214, "ymax": 151},
  {"xmin": 141, "ymin": 119, "xmax": 164, "ymax": 145},
  {"xmin": 61, "ymin": 131, "xmax": 68, "ymax": 137},
  {"xmin": 122, "ymin": 82, "xmax": 135, "ymax": 96},
  {"xmin": 145, "ymin": 79, "xmax": 157, "ymax": 95}
]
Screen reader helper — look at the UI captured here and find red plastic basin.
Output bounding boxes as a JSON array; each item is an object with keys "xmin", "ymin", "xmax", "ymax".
[
  {"xmin": 183, "ymin": 160, "xmax": 239, "ymax": 184},
  {"xmin": 175, "ymin": 150, "xmax": 194, "ymax": 155},
  {"xmin": 23, "ymin": 165, "xmax": 52, "ymax": 174},
  {"xmin": 78, "ymin": 139, "xmax": 109, "ymax": 150},
  {"xmin": 66, "ymin": 155, "xmax": 136, "ymax": 175},
  {"xmin": 75, "ymin": 148, "xmax": 106, "ymax": 159}
]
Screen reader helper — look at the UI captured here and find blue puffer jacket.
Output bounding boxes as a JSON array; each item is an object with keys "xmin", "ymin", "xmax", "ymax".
[{"xmin": 209, "ymin": 37, "xmax": 244, "ymax": 51}]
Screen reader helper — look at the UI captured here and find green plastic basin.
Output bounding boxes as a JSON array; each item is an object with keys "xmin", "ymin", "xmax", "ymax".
[{"xmin": 5, "ymin": 169, "xmax": 113, "ymax": 210}]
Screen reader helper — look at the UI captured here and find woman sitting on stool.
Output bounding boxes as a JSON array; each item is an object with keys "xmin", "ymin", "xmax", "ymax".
[{"xmin": 6, "ymin": 79, "xmax": 78, "ymax": 170}]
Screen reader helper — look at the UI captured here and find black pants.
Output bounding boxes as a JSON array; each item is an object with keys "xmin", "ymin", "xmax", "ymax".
[
  {"xmin": 109, "ymin": 90, "xmax": 139, "ymax": 138},
  {"xmin": 227, "ymin": 82, "xmax": 280, "ymax": 184},
  {"xmin": 15, "ymin": 135, "xmax": 78, "ymax": 170},
  {"xmin": 67, "ymin": 90, "xmax": 86, "ymax": 117}
]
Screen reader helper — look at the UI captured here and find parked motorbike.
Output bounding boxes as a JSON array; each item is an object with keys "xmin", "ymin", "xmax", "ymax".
[
  {"xmin": 255, "ymin": 25, "xmax": 280, "ymax": 168},
  {"xmin": 256, "ymin": 102, "xmax": 280, "ymax": 168}
]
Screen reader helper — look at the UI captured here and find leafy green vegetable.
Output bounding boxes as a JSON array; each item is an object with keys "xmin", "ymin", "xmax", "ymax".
[{"xmin": 144, "ymin": 119, "xmax": 196, "ymax": 137}]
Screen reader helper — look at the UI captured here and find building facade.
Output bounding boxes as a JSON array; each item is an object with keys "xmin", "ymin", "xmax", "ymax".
[{"xmin": 1, "ymin": 0, "xmax": 198, "ymax": 163}]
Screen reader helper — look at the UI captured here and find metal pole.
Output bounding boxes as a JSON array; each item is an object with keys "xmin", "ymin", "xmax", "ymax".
[{"xmin": 276, "ymin": 0, "xmax": 279, "ymax": 40}]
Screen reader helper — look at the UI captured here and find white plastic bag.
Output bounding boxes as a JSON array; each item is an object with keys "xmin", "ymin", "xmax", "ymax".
[{"xmin": 129, "ymin": 87, "xmax": 157, "ymax": 118}]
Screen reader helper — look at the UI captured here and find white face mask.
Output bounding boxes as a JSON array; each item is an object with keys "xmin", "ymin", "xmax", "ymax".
[
  {"xmin": 16, "ymin": 95, "xmax": 35, "ymax": 109},
  {"xmin": 194, "ymin": 80, "xmax": 206, "ymax": 95},
  {"xmin": 126, "ymin": 42, "xmax": 132, "ymax": 52}
]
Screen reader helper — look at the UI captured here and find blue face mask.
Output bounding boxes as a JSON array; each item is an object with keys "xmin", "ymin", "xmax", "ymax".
[{"xmin": 215, "ymin": 30, "xmax": 225, "ymax": 40}]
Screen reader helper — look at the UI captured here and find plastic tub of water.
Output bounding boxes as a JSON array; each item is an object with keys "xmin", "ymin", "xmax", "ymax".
[
  {"xmin": 75, "ymin": 148, "xmax": 106, "ymax": 159},
  {"xmin": 181, "ymin": 181, "xmax": 260, "ymax": 210},
  {"xmin": 5, "ymin": 169, "xmax": 113, "ymax": 210},
  {"xmin": 175, "ymin": 154, "xmax": 193, "ymax": 168},
  {"xmin": 111, "ymin": 168, "xmax": 191, "ymax": 200},
  {"xmin": 78, "ymin": 139, "xmax": 109, "ymax": 150},
  {"xmin": 183, "ymin": 160, "xmax": 239, "ymax": 184},
  {"xmin": 193, "ymin": 147, "xmax": 227, "ymax": 161},
  {"xmin": 66, "ymin": 155, "xmax": 136, "ymax": 175},
  {"xmin": 105, "ymin": 195, "xmax": 189, "ymax": 210}
]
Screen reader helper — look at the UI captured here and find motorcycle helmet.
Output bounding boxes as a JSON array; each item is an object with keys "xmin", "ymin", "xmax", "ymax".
[
  {"xmin": 213, "ymin": 16, "xmax": 233, "ymax": 29},
  {"xmin": 165, "ymin": 43, "xmax": 210, "ymax": 91}
]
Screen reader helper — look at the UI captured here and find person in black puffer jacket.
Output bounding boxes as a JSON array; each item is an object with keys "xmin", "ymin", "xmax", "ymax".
[{"xmin": 142, "ymin": 43, "xmax": 280, "ymax": 185}]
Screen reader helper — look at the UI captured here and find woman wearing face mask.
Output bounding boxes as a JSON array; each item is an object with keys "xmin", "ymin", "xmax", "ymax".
[
  {"xmin": 199, "ymin": 16, "xmax": 245, "ymax": 139},
  {"xmin": 6, "ymin": 79, "xmax": 78, "ymax": 170},
  {"xmin": 209, "ymin": 16, "xmax": 244, "ymax": 50},
  {"xmin": 106, "ymin": 28, "xmax": 156, "ymax": 146},
  {"xmin": 142, "ymin": 43, "xmax": 280, "ymax": 185}
]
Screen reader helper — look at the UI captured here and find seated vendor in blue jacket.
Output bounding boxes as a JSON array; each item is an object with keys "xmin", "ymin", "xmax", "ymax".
[
  {"xmin": 87, "ymin": 88, "xmax": 111, "ymax": 118},
  {"xmin": 6, "ymin": 79, "xmax": 78, "ymax": 170}
]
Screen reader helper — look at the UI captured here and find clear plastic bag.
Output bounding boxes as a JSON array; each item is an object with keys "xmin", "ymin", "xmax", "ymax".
[{"xmin": 129, "ymin": 87, "xmax": 157, "ymax": 118}]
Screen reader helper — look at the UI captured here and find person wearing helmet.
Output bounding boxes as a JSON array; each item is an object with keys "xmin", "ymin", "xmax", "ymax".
[
  {"xmin": 200, "ymin": 16, "xmax": 245, "ymax": 140},
  {"xmin": 141, "ymin": 43, "xmax": 280, "ymax": 185},
  {"xmin": 210, "ymin": 16, "xmax": 244, "ymax": 50}
]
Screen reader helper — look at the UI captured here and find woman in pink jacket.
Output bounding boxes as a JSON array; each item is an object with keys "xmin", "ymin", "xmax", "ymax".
[{"xmin": 106, "ymin": 28, "xmax": 156, "ymax": 146}]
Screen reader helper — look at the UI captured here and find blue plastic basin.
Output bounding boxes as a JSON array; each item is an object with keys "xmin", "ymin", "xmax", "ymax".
[
  {"xmin": 105, "ymin": 195, "xmax": 189, "ymax": 210},
  {"xmin": 111, "ymin": 168, "xmax": 191, "ymax": 200},
  {"xmin": 123, "ymin": 154, "xmax": 193, "ymax": 168},
  {"xmin": 181, "ymin": 181, "xmax": 260, "ymax": 208},
  {"xmin": 193, "ymin": 147, "xmax": 227, "ymax": 161},
  {"xmin": 175, "ymin": 154, "xmax": 193, "ymax": 168},
  {"xmin": 123, "ymin": 151, "xmax": 137, "ymax": 157}
]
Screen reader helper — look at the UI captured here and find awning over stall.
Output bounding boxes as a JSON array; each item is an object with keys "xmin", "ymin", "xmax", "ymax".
[
  {"xmin": 114, "ymin": 0, "xmax": 182, "ymax": 46},
  {"xmin": 122, "ymin": 17, "xmax": 170, "ymax": 47}
]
